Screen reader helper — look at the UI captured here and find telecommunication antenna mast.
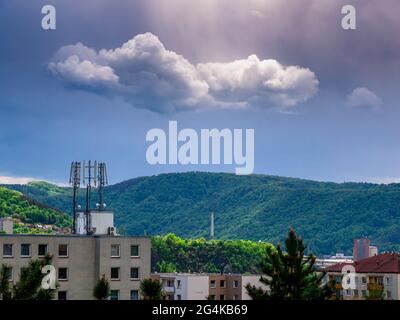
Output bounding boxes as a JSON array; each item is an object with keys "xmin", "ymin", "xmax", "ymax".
[
  {"xmin": 97, "ymin": 162, "xmax": 108, "ymax": 211},
  {"xmin": 82, "ymin": 160, "xmax": 97, "ymax": 234},
  {"xmin": 69, "ymin": 162, "xmax": 81, "ymax": 234}
]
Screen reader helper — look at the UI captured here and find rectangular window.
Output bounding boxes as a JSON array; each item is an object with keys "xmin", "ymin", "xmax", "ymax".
[
  {"xmin": 177, "ymin": 295, "xmax": 182, "ymax": 300},
  {"xmin": 210, "ymin": 280, "xmax": 216, "ymax": 288},
  {"xmin": 58, "ymin": 268, "xmax": 68, "ymax": 281},
  {"xmin": 5, "ymin": 267, "xmax": 13, "ymax": 281},
  {"xmin": 111, "ymin": 244, "xmax": 120, "ymax": 257},
  {"xmin": 130, "ymin": 290, "xmax": 139, "ymax": 300},
  {"xmin": 233, "ymin": 280, "xmax": 239, "ymax": 288},
  {"xmin": 387, "ymin": 291, "xmax": 392, "ymax": 299},
  {"xmin": 386, "ymin": 277, "xmax": 391, "ymax": 285},
  {"xmin": 362, "ymin": 290, "xmax": 367, "ymax": 297},
  {"xmin": 130, "ymin": 267, "xmax": 139, "ymax": 279},
  {"xmin": 58, "ymin": 291, "xmax": 67, "ymax": 300},
  {"xmin": 354, "ymin": 289, "xmax": 359, "ymax": 297},
  {"xmin": 3, "ymin": 244, "xmax": 13, "ymax": 257},
  {"xmin": 21, "ymin": 244, "xmax": 31, "ymax": 257},
  {"xmin": 111, "ymin": 267, "xmax": 120, "ymax": 280},
  {"xmin": 58, "ymin": 244, "xmax": 68, "ymax": 257},
  {"xmin": 220, "ymin": 280, "xmax": 226, "ymax": 288},
  {"xmin": 130, "ymin": 245, "xmax": 139, "ymax": 257},
  {"xmin": 346, "ymin": 289, "xmax": 351, "ymax": 296},
  {"xmin": 110, "ymin": 290, "xmax": 119, "ymax": 300},
  {"xmin": 233, "ymin": 294, "xmax": 239, "ymax": 300},
  {"xmin": 220, "ymin": 294, "xmax": 225, "ymax": 300},
  {"xmin": 209, "ymin": 295, "xmax": 215, "ymax": 300},
  {"xmin": 38, "ymin": 244, "xmax": 48, "ymax": 257},
  {"xmin": 362, "ymin": 277, "xmax": 367, "ymax": 284},
  {"xmin": 177, "ymin": 280, "xmax": 182, "ymax": 289}
]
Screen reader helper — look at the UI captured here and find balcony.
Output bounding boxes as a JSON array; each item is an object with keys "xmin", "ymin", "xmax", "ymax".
[
  {"xmin": 163, "ymin": 286, "xmax": 175, "ymax": 293},
  {"xmin": 367, "ymin": 283, "xmax": 383, "ymax": 291}
]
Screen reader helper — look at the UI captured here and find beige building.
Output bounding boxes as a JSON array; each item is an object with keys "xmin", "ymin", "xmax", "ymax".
[
  {"xmin": 154, "ymin": 273, "xmax": 266, "ymax": 300},
  {"xmin": 0, "ymin": 234, "xmax": 151, "ymax": 300},
  {"xmin": 0, "ymin": 218, "xmax": 13, "ymax": 234}
]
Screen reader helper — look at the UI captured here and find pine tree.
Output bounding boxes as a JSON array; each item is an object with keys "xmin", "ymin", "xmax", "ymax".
[
  {"xmin": 0, "ymin": 255, "xmax": 57, "ymax": 300},
  {"xmin": 93, "ymin": 274, "xmax": 111, "ymax": 300},
  {"xmin": 0, "ymin": 264, "xmax": 12, "ymax": 300},
  {"xmin": 246, "ymin": 228, "xmax": 334, "ymax": 300},
  {"xmin": 140, "ymin": 278, "xmax": 163, "ymax": 300}
]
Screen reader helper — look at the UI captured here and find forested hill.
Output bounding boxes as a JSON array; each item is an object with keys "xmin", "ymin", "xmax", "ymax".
[
  {"xmin": 0, "ymin": 186, "xmax": 71, "ymax": 231},
  {"xmin": 5, "ymin": 172, "xmax": 400, "ymax": 255}
]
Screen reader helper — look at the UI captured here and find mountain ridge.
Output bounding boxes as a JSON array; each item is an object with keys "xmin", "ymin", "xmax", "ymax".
[{"xmin": 4, "ymin": 171, "xmax": 400, "ymax": 255}]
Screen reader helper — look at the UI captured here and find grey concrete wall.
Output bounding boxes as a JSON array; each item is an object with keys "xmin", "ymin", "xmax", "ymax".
[{"xmin": 0, "ymin": 234, "xmax": 151, "ymax": 300}]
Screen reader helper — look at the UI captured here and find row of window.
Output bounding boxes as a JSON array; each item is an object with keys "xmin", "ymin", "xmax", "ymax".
[
  {"xmin": 5, "ymin": 266, "xmax": 69, "ymax": 281},
  {"xmin": 111, "ymin": 244, "xmax": 140, "ymax": 258},
  {"xmin": 2, "ymin": 243, "xmax": 68, "ymax": 257},
  {"xmin": 57, "ymin": 290, "xmax": 139, "ymax": 300},
  {"xmin": 335, "ymin": 275, "xmax": 391, "ymax": 286},
  {"xmin": 2, "ymin": 243, "xmax": 140, "ymax": 258},
  {"xmin": 111, "ymin": 267, "xmax": 140, "ymax": 280},
  {"xmin": 110, "ymin": 290, "xmax": 139, "ymax": 301},
  {"xmin": 163, "ymin": 279, "xmax": 240, "ymax": 290},
  {"xmin": 5, "ymin": 266, "xmax": 140, "ymax": 281},
  {"xmin": 209, "ymin": 279, "xmax": 239, "ymax": 289},
  {"xmin": 340, "ymin": 289, "xmax": 392, "ymax": 299},
  {"xmin": 208, "ymin": 294, "xmax": 239, "ymax": 300}
]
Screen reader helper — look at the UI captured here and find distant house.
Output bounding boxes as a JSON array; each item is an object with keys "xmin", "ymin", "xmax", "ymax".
[
  {"xmin": 0, "ymin": 217, "xmax": 13, "ymax": 234},
  {"xmin": 325, "ymin": 253, "xmax": 400, "ymax": 300}
]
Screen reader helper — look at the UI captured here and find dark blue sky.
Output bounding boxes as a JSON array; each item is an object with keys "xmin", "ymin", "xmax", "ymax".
[{"xmin": 1, "ymin": 0, "xmax": 400, "ymax": 184}]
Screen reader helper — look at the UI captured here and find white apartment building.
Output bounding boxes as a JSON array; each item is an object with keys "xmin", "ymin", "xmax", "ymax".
[{"xmin": 153, "ymin": 273, "xmax": 266, "ymax": 300}]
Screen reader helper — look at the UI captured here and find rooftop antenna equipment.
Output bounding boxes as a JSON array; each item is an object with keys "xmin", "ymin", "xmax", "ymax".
[
  {"xmin": 97, "ymin": 162, "xmax": 108, "ymax": 211},
  {"xmin": 82, "ymin": 160, "xmax": 97, "ymax": 234},
  {"xmin": 69, "ymin": 161, "xmax": 81, "ymax": 234}
]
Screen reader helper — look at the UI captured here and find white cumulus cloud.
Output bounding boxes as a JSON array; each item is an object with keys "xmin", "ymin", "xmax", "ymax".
[
  {"xmin": 198, "ymin": 54, "xmax": 318, "ymax": 108},
  {"xmin": 49, "ymin": 55, "xmax": 119, "ymax": 88},
  {"xmin": 346, "ymin": 87, "xmax": 382, "ymax": 110},
  {"xmin": 49, "ymin": 33, "xmax": 319, "ymax": 113}
]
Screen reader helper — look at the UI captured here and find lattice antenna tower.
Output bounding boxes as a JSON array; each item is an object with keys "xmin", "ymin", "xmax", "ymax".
[
  {"xmin": 97, "ymin": 162, "xmax": 108, "ymax": 211},
  {"xmin": 82, "ymin": 160, "xmax": 97, "ymax": 234},
  {"xmin": 69, "ymin": 161, "xmax": 81, "ymax": 234}
]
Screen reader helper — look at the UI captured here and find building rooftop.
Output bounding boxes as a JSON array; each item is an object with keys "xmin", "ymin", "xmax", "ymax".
[
  {"xmin": 0, "ymin": 233, "xmax": 150, "ymax": 239},
  {"xmin": 326, "ymin": 253, "xmax": 400, "ymax": 274},
  {"xmin": 154, "ymin": 272, "xmax": 262, "ymax": 277}
]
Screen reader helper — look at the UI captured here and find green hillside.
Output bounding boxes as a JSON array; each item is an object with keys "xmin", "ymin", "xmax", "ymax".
[
  {"xmin": 0, "ymin": 186, "xmax": 72, "ymax": 231},
  {"xmin": 5, "ymin": 172, "xmax": 400, "ymax": 255}
]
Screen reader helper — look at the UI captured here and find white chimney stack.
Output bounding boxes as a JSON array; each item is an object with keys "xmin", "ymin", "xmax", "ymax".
[{"xmin": 210, "ymin": 211, "xmax": 214, "ymax": 240}]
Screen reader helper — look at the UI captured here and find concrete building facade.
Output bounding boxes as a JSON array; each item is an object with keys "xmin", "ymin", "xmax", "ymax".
[{"xmin": 0, "ymin": 234, "xmax": 151, "ymax": 300}]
